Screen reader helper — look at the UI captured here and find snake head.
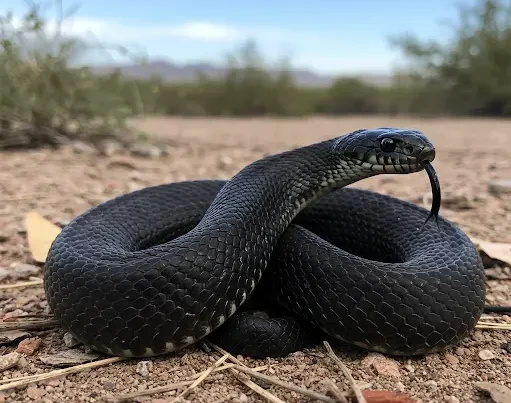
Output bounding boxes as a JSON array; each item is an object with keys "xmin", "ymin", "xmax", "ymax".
[
  {"xmin": 333, "ymin": 127, "xmax": 436, "ymax": 173},
  {"xmin": 333, "ymin": 127, "xmax": 441, "ymax": 223}
]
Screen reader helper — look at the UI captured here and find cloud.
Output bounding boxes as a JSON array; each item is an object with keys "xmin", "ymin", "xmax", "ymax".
[{"xmin": 56, "ymin": 17, "xmax": 242, "ymax": 43}]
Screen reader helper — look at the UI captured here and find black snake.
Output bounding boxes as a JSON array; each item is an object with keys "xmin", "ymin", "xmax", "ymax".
[{"xmin": 43, "ymin": 128, "xmax": 486, "ymax": 358}]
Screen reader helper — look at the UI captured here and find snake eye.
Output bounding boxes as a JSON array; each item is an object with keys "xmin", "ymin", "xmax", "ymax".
[{"xmin": 380, "ymin": 138, "xmax": 396, "ymax": 153}]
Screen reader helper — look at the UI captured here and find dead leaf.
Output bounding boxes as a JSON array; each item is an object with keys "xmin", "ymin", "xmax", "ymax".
[
  {"xmin": 24, "ymin": 212, "xmax": 62, "ymax": 263},
  {"xmin": 472, "ymin": 238, "xmax": 511, "ymax": 268},
  {"xmin": 362, "ymin": 390, "xmax": 418, "ymax": 403},
  {"xmin": 39, "ymin": 349, "xmax": 100, "ymax": 367},
  {"xmin": 0, "ymin": 330, "xmax": 30, "ymax": 346},
  {"xmin": 475, "ymin": 382, "xmax": 511, "ymax": 403}
]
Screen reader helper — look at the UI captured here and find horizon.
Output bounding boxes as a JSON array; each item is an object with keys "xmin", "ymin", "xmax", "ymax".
[{"xmin": 0, "ymin": 0, "xmax": 480, "ymax": 75}]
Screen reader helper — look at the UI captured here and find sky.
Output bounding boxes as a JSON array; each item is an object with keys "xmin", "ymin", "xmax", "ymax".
[{"xmin": 0, "ymin": 0, "xmax": 481, "ymax": 75}]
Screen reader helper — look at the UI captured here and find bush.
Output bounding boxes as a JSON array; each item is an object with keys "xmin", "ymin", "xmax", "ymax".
[{"xmin": 0, "ymin": 3, "xmax": 139, "ymax": 149}]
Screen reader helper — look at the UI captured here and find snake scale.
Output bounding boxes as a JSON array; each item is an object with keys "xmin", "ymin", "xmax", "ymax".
[{"xmin": 43, "ymin": 128, "xmax": 486, "ymax": 358}]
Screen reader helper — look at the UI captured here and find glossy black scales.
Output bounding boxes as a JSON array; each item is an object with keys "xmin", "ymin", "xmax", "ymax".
[{"xmin": 43, "ymin": 128, "xmax": 485, "ymax": 358}]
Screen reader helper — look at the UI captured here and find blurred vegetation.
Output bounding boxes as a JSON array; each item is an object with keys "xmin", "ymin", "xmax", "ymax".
[{"xmin": 1, "ymin": 0, "xmax": 510, "ymax": 148}]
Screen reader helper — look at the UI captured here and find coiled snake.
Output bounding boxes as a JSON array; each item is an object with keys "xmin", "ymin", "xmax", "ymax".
[{"xmin": 43, "ymin": 128, "xmax": 486, "ymax": 358}]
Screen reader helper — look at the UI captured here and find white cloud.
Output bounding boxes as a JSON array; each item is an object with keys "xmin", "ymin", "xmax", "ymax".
[{"xmin": 56, "ymin": 17, "xmax": 241, "ymax": 43}]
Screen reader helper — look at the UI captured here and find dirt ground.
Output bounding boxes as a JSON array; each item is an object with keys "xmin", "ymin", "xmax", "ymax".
[{"xmin": 0, "ymin": 116, "xmax": 510, "ymax": 403}]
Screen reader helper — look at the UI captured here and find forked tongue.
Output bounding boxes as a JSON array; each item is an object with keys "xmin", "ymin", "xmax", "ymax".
[{"xmin": 420, "ymin": 161, "xmax": 441, "ymax": 231}]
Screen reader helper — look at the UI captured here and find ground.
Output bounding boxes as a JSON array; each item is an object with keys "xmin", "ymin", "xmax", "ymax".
[{"xmin": 0, "ymin": 116, "xmax": 510, "ymax": 403}]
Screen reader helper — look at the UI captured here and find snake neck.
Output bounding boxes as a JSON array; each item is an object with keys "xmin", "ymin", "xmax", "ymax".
[{"xmin": 198, "ymin": 138, "xmax": 374, "ymax": 236}]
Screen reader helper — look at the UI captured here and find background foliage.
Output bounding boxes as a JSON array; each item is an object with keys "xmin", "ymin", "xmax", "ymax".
[{"xmin": 1, "ymin": 0, "xmax": 510, "ymax": 147}]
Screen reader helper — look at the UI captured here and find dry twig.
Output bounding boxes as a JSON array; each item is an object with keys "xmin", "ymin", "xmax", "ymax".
[
  {"xmin": 170, "ymin": 352, "xmax": 230, "ymax": 402},
  {"xmin": 0, "ymin": 318, "xmax": 58, "ymax": 331},
  {"xmin": 107, "ymin": 363, "xmax": 269, "ymax": 402},
  {"xmin": 323, "ymin": 340, "xmax": 367, "ymax": 403},
  {"xmin": 206, "ymin": 342, "xmax": 287, "ymax": 403},
  {"xmin": 0, "ymin": 357, "xmax": 125, "ymax": 391},
  {"xmin": 326, "ymin": 379, "xmax": 349, "ymax": 403},
  {"xmin": 0, "ymin": 279, "xmax": 44, "ymax": 290}
]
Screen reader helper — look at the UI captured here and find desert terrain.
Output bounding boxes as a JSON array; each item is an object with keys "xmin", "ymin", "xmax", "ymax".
[{"xmin": 0, "ymin": 116, "xmax": 510, "ymax": 402}]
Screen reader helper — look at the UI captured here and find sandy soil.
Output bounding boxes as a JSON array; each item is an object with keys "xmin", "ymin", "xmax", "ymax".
[{"xmin": 0, "ymin": 116, "xmax": 510, "ymax": 402}]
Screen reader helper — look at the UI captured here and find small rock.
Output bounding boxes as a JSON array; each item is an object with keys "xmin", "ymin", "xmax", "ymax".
[
  {"xmin": 455, "ymin": 347, "xmax": 467, "ymax": 356},
  {"xmin": 0, "ymin": 351, "xmax": 21, "ymax": 372},
  {"xmin": 361, "ymin": 353, "xmax": 401, "ymax": 377},
  {"xmin": 26, "ymin": 386, "xmax": 46, "ymax": 400},
  {"xmin": 424, "ymin": 380, "xmax": 438, "ymax": 391},
  {"xmin": 238, "ymin": 393, "xmax": 248, "ymax": 403},
  {"xmin": 72, "ymin": 141, "xmax": 96, "ymax": 154},
  {"xmin": 444, "ymin": 353, "xmax": 459, "ymax": 366},
  {"xmin": 39, "ymin": 350, "xmax": 100, "ymax": 367},
  {"xmin": 404, "ymin": 364, "xmax": 415, "ymax": 373},
  {"xmin": 488, "ymin": 179, "xmax": 511, "ymax": 196},
  {"xmin": 218, "ymin": 155, "xmax": 233, "ymax": 169},
  {"xmin": 136, "ymin": 360, "xmax": 153, "ymax": 377},
  {"xmin": 444, "ymin": 396, "xmax": 460, "ymax": 403},
  {"xmin": 476, "ymin": 381, "xmax": 511, "ymax": 403},
  {"xmin": 130, "ymin": 143, "xmax": 163, "ymax": 158},
  {"xmin": 63, "ymin": 332, "xmax": 81, "ymax": 348},
  {"xmin": 479, "ymin": 349, "xmax": 495, "ymax": 360},
  {"xmin": 100, "ymin": 140, "xmax": 124, "ymax": 157},
  {"xmin": 16, "ymin": 337, "xmax": 41, "ymax": 355},
  {"xmin": 0, "ymin": 330, "xmax": 30, "ymax": 346},
  {"xmin": 395, "ymin": 381, "xmax": 405, "ymax": 392},
  {"xmin": 102, "ymin": 380, "xmax": 116, "ymax": 391}
]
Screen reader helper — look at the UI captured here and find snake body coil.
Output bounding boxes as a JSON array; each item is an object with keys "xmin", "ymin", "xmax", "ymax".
[{"xmin": 44, "ymin": 128, "xmax": 486, "ymax": 358}]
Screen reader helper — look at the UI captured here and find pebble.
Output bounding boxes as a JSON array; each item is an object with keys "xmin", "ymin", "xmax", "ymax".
[
  {"xmin": 395, "ymin": 381, "xmax": 405, "ymax": 392},
  {"xmin": 424, "ymin": 380, "xmax": 438, "ymax": 391},
  {"xmin": 72, "ymin": 141, "xmax": 96, "ymax": 154},
  {"xmin": 26, "ymin": 386, "xmax": 46, "ymax": 399},
  {"xmin": 136, "ymin": 360, "xmax": 153, "ymax": 377},
  {"xmin": 361, "ymin": 353, "xmax": 401, "ymax": 377},
  {"xmin": 238, "ymin": 393, "xmax": 248, "ymax": 403},
  {"xmin": 478, "ymin": 349, "xmax": 495, "ymax": 360},
  {"xmin": 444, "ymin": 353, "xmax": 460, "ymax": 366},
  {"xmin": 404, "ymin": 364, "xmax": 415, "ymax": 373},
  {"xmin": 130, "ymin": 143, "xmax": 163, "ymax": 158},
  {"xmin": 0, "ymin": 351, "xmax": 21, "ymax": 371},
  {"xmin": 488, "ymin": 179, "xmax": 511, "ymax": 196},
  {"xmin": 444, "ymin": 396, "xmax": 460, "ymax": 403},
  {"xmin": 63, "ymin": 332, "xmax": 81, "ymax": 348},
  {"xmin": 16, "ymin": 337, "xmax": 41, "ymax": 355}
]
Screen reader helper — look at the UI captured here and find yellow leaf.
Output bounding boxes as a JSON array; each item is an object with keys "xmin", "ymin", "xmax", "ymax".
[{"xmin": 24, "ymin": 212, "xmax": 62, "ymax": 263}]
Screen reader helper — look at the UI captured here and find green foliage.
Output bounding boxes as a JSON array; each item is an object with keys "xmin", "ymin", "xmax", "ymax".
[
  {"xmin": 389, "ymin": 0, "xmax": 511, "ymax": 116},
  {"xmin": 2, "ymin": 0, "xmax": 511, "ymax": 150},
  {"xmin": 0, "ymin": 2, "xmax": 138, "ymax": 148}
]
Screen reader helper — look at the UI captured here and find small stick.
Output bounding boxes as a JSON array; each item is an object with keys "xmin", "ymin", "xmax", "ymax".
[
  {"xmin": 0, "ymin": 319, "xmax": 59, "ymax": 331},
  {"xmin": 0, "ymin": 194, "xmax": 48, "ymax": 202},
  {"xmin": 170, "ymin": 352, "xmax": 230, "ymax": 403},
  {"xmin": 326, "ymin": 379, "xmax": 349, "ymax": 403},
  {"xmin": 107, "ymin": 363, "xmax": 269, "ymax": 402},
  {"xmin": 206, "ymin": 342, "xmax": 287, "ymax": 403},
  {"xmin": 0, "ymin": 279, "xmax": 44, "ymax": 290},
  {"xmin": 231, "ymin": 364, "xmax": 337, "ymax": 403},
  {"xmin": 0, "ymin": 357, "xmax": 125, "ymax": 391},
  {"xmin": 323, "ymin": 341, "xmax": 367, "ymax": 403}
]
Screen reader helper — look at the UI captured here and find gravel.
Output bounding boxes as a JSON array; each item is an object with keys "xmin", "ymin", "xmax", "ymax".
[{"xmin": 0, "ymin": 116, "xmax": 510, "ymax": 402}]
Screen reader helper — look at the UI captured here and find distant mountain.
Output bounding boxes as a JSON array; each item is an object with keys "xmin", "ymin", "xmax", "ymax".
[{"xmin": 90, "ymin": 60, "xmax": 392, "ymax": 88}]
